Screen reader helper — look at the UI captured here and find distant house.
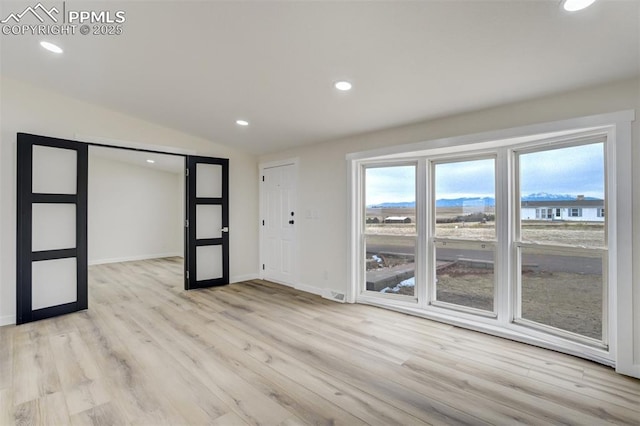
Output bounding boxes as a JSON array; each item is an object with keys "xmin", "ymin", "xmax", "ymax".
[
  {"xmin": 521, "ymin": 198, "xmax": 604, "ymax": 222},
  {"xmin": 384, "ymin": 216, "xmax": 412, "ymax": 224}
]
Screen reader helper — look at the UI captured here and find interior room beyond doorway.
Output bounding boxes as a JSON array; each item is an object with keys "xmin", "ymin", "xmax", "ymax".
[{"xmin": 88, "ymin": 146, "xmax": 185, "ymax": 290}]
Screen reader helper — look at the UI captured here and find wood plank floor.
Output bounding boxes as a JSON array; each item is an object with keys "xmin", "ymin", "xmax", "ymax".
[{"xmin": 1, "ymin": 257, "xmax": 639, "ymax": 425}]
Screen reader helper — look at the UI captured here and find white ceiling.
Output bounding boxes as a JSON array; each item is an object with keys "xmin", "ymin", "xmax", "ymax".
[{"xmin": 1, "ymin": 1, "xmax": 638, "ymax": 155}]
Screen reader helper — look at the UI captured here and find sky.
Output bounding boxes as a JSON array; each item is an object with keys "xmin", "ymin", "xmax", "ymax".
[
  {"xmin": 435, "ymin": 158, "xmax": 494, "ymax": 199},
  {"xmin": 519, "ymin": 143, "xmax": 604, "ymax": 198},
  {"xmin": 365, "ymin": 142, "xmax": 604, "ymax": 204},
  {"xmin": 366, "ymin": 165, "xmax": 415, "ymax": 205}
]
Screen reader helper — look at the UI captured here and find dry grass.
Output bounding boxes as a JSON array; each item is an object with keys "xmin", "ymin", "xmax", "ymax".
[{"xmin": 366, "ymin": 220, "xmax": 605, "ymax": 248}]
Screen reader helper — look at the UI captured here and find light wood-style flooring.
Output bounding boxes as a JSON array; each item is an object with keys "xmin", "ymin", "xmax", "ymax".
[{"xmin": 1, "ymin": 257, "xmax": 639, "ymax": 425}]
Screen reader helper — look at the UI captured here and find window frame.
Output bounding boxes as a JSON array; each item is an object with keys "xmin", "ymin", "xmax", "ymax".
[
  {"xmin": 569, "ymin": 208, "xmax": 583, "ymax": 217},
  {"xmin": 347, "ymin": 111, "xmax": 634, "ymax": 371},
  {"xmin": 361, "ymin": 161, "xmax": 419, "ymax": 303},
  {"xmin": 512, "ymin": 139, "xmax": 608, "ymax": 347},
  {"xmin": 429, "ymin": 154, "xmax": 498, "ymax": 317}
]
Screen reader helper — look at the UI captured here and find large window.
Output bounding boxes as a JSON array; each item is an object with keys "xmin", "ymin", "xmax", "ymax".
[{"xmin": 354, "ymin": 127, "xmax": 621, "ymax": 365}]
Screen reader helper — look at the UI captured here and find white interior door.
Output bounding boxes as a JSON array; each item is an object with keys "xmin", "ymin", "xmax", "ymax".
[
  {"xmin": 17, "ymin": 133, "xmax": 88, "ymax": 324},
  {"xmin": 262, "ymin": 163, "xmax": 297, "ymax": 285}
]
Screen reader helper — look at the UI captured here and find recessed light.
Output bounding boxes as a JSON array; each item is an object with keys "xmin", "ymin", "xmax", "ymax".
[
  {"xmin": 40, "ymin": 41, "xmax": 63, "ymax": 54},
  {"xmin": 334, "ymin": 81, "xmax": 352, "ymax": 91},
  {"xmin": 236, "ymin": 119, "xmax": 249, "ymax": 126},
  {"xmin": 146, "ymin": 159, "xmax": 155, "ymax": 164},
  {"xmin": 562, "ymin": 0, "xmax": 596, "ymax": 12}
]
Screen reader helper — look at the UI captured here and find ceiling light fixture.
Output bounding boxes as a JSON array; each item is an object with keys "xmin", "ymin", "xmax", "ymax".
[
  {"xmin": 146, "ymin": 159, "xmax": 155, "ymax": 164},
  {"xmin": 334, "ymin": 81, "xmax": 352, "ymax": 91},
  {"xmin": 562, "ymin": 0, "xmax": 596, "ymax": 12},
  {"xmin": 39, "ymin": 41, "xmax": 63, "ymax": 54},
  {"xmin": 236, "ymin": 119, "xmax": 249, "ymax": 126}
]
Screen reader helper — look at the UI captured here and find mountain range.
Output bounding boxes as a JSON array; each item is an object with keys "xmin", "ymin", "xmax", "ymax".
[{"xmin": 368, "ymin": 193, "xmax": 602, "ymax": 208}]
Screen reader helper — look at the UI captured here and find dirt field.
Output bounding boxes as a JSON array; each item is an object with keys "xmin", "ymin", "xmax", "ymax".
[
  {"xmin": 380, "ymin": 263, "xmax": 602, "ymax": 340},
  {"xmin": 365, "ymin": 215, "xmax": 605, "ymax": 341},
  {"xmin": 436, "ymin": 263, "xmax": 494, "ymax": 312}
]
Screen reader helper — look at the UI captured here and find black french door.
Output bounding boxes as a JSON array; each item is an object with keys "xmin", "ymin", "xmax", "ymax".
[
  {"xmin": 16, "ymin": 133, "xmax": 88, "ymax": 324},
  {"xmin": 185, "ymin": 156, "xmax": 229, "ymax": 289},
  {"xmin": 16, "ymin": 133, "xmax": 230, "ymax": 324}
]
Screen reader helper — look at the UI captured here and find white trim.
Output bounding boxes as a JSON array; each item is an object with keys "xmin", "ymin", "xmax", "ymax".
[
  {"xmin": 75, "ymin": 134, "xmax": 196, "ymax": 156},
  {"xmin": 88, "ymin": 253, "xmax": 183, "ymax": 266},
  {"xmin": 230, "ymin": 274, "xmax": 260, "ymax": 284},
  {"xmin": 258, "ymin": 158, "xmax": 300, "ymax": 287},
  {"xmin": 259, "ymin": 276, "xmax": 323, "ymax": 297},
  {"xmin": 0, "ymin": 315, "xmax": 16, "ymax": 326},
  {"xmin": 612, "ymin": 114, "xmax": 635, "ymax": 377},
  {"xmin": 262, "ymin": 277, "xmax": 295, "ymax": 288},
  {"xmin": 347, "ymin": 110, "xmax": 636, "ymax": 375},
  {"xmin": 297, "ymin": 283, "xmax": 324, "ymax": 296},
  {"xmin": 346, "ymin": 157, "xmax": 359, "ymax": 303}
]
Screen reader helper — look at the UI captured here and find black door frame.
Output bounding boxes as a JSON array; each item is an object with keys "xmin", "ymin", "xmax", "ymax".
[{"xmin": 16, "ymin": 133, "xmax": 229, "ymax": 324}]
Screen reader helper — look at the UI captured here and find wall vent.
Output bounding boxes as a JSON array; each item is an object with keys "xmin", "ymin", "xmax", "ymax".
[{"xmin": 322, "ymin": 289, "xmax": 346, "ymax": 303}]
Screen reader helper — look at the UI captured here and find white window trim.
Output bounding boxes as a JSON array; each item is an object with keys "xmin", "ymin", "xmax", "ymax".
[{"xmin": 346, "ymin": 110, "xmax": 636, "ymax": 376}]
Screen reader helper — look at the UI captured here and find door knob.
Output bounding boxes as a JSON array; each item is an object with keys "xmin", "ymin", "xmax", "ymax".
[{"xmin": 289, "ymin": 220, "xmax": 294, "ymax": 224}]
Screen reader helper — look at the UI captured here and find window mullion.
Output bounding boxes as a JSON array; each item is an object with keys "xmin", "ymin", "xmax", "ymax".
[
  {"xmin": 495, "ymin": 148, "xmax": 511, "ymax": 326},
  {"xmin": 416, "ymin": 158, "xmax": 428, "ymax": 308}
]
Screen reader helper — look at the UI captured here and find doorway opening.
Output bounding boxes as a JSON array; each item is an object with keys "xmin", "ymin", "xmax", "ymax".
[
  {"xmin": 16, "ymin": 132, "xmax": 230, "ymax": 324},
  {"xmin": 88, "ymin": 146, "xmax": 186, "ymax": 302}
]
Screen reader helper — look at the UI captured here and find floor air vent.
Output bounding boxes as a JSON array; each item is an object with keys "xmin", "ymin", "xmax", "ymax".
[{"xmin": 323, "ymin": 289, "xmax": 346, "ymax": 303}]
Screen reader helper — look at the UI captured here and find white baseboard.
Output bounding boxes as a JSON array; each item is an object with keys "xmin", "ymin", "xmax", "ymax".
[
  {"xmin": 258, "ymin": 276, "xmax": 326, "ymax": 298},
  {"xmin": 617, "ymin": 363, "xmax": 640, "ymax": 379},
  {"xmin": 0, "ymin": 315, "xmax": 16, "ymax": 326},
  {"xmin": 260, "ymin": 276, "xmax": 295, "ymax": 289},
  {"xmin": 295, "ymin": 283, "xmax": 323, "ymax": 296},
  {"xmin": 230, "ymin": 274, "xmax": 260, "ymax": 283},
  {"xmin": 89, "ymin": 253, "xmax": 183, "ymax": 265}
]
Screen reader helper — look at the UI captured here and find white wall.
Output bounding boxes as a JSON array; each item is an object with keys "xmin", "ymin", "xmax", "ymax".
[
  {"xmin": 0, "ymin": 76, "xmax": 260, "ymax": 325},
  {"xmin": 88, "ymin": 153, "xmax": 183, "ymax": 265},
  {"xmin": 259, "ymin": 76, "xmax": 640, "ymax": 372}
]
